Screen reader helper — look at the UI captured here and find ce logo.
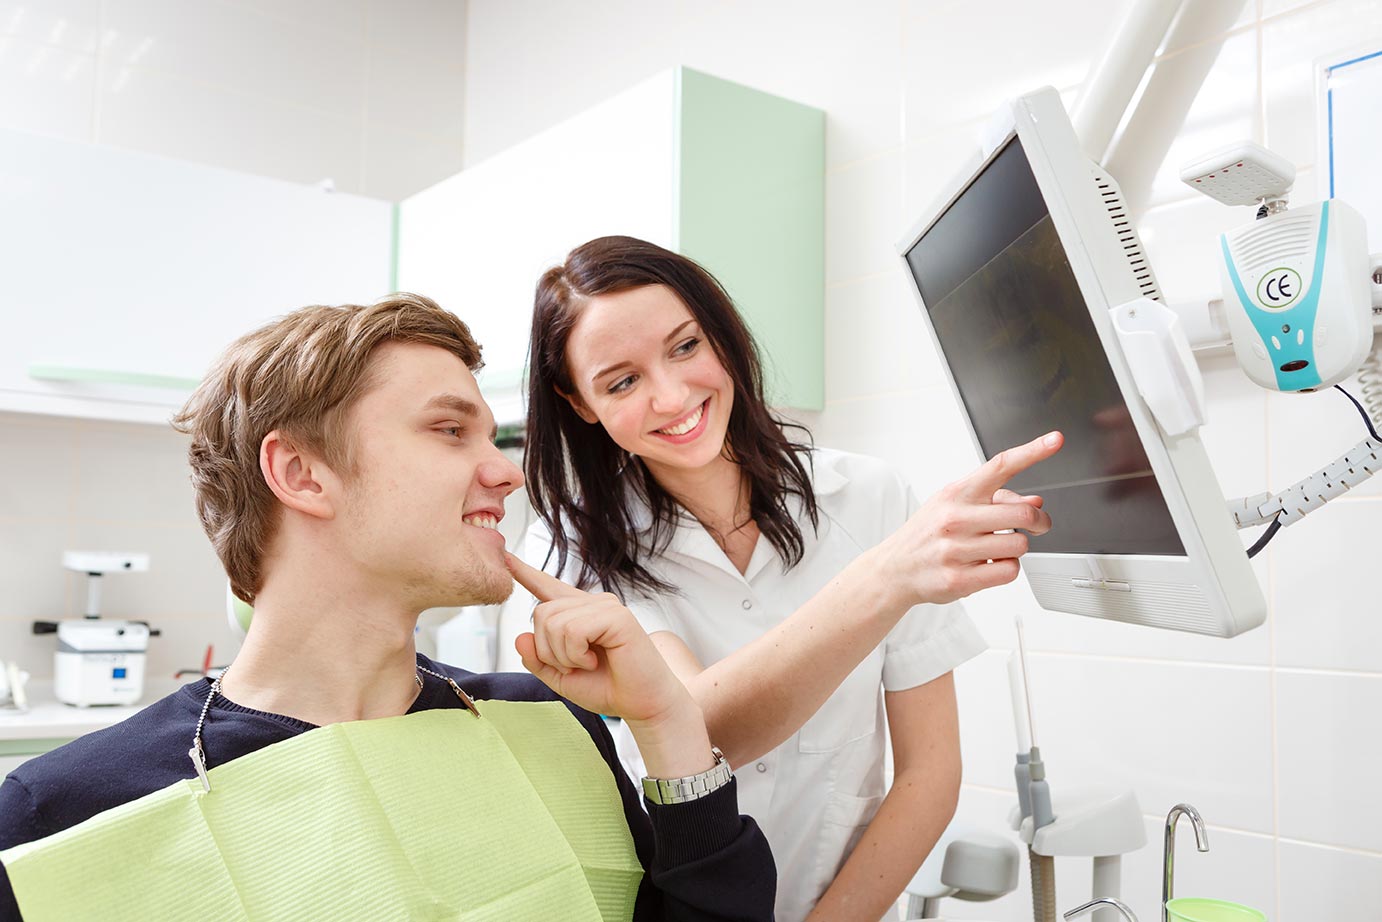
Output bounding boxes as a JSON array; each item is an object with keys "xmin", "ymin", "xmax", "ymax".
[{"xmin": 1257, "ymin": 268, "xmax": 1302, "ymax": 308}]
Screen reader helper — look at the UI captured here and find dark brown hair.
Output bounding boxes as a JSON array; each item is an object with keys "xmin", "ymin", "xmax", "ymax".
[
  {"xmin": 525, "ymin": 235, "xmax": 818, "ymax": 597},
  {"xmin": 172, "ymin": 293, "xmax": 483, "ymax": 604}
]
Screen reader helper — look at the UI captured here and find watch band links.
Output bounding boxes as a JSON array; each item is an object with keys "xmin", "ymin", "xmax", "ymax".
[{"xmin": 641, "ymin": 745, "xmax": 732, "ymax": 805}]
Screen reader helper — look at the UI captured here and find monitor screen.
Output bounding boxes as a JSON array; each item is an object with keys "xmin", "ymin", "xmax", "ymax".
[{"xmin": 904, "ymin": 137, "xmax": 1185, "ymax": 556}]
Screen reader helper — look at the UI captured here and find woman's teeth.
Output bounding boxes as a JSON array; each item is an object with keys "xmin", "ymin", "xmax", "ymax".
[
  {"xmin": 463, "ymin": 514, "xmax": 499, "ymax": 530},
  {"xmin": 657, "ymin": 402, "xmax": 704, "ymax": 436}
]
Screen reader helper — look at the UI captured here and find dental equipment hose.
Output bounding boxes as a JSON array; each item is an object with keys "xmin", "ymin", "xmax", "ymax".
[
  {"xmin": 1226, "ymin": 362, "xmax": 1382, "ymax": 558},
  {"xmin": 1030, "ymin": 851, "xmax": 1058, "ymax": 922}
]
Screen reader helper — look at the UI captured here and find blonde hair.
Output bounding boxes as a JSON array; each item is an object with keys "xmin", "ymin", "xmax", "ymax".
[{"xmin": 172, "ymin": 293, "xmax": 483, "ymax": 603}]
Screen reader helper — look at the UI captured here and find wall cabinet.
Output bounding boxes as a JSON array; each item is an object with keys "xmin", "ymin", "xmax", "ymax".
[
  {"xmin": 396, "ymin": 67, "xmax": 825, "ymax": 424},
  {"xmin": 1, "ymin": 129, "xmax": 393, "ymax": 424}
]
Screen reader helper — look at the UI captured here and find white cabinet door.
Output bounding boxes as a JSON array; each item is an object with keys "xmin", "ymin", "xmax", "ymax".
[
  {"xmin": 396, "ymin": 72, "xmax": 678, "ymax": 424},
  {"xmin": 396, "ymin": 67, "xmax": 826, "ymax": 420},
  {"xmin": 0, "ymin": 129, "xmax": 393, "ymax": 424}
]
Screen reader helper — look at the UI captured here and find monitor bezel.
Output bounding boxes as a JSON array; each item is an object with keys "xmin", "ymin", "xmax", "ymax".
[{"xmin": 895, "ymin": 87, "xmax": 1266, "ymax": 637}]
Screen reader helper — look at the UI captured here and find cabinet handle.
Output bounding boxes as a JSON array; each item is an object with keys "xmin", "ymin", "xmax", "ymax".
[{"xmin": 28, "ymin": 364, "xmax": 200, "ymax": 391}]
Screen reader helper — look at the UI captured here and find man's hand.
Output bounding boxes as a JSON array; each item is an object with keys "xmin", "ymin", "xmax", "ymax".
[
  {"xmin": 507, "ymin": 554, "xmax": 716, "ymax": 778},
  {"xmin": 873, "ymin": 431, "xmax": 1063, "ymax": 607}
]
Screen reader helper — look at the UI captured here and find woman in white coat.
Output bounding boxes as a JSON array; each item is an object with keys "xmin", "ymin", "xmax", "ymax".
[{"xmin": 515, "ymin": 235, "xmax": 1062, "ymax": 920}]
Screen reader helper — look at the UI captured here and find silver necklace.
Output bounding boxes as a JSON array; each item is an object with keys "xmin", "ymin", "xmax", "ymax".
[{"xmin": 189, "ymin": 663, "xmax": 481, "ymax": 793}]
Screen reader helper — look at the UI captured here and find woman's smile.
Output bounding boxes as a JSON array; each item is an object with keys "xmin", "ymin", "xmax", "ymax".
[{"xmin": 651, "ymin": 398, "xmax": 711, "ymax": 442}]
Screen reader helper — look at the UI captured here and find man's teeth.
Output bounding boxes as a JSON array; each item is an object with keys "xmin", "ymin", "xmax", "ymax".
[
  {"xmin": 658, "ymin": 403, "xmax": 704, "ymax": 436},
  {"xmin": 463, "ymin": 514, "xmax": 499, "ymax": 530}
]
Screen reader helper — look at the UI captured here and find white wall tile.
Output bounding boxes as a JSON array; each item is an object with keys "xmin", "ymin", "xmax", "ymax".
[
  {"xmin": 366, "ymin": 43, "xmax": 465, "ymax": 142},
  {"xmin": 814, "ymin": 385, "xmax": 983, "ymax": 498},
  {"xmin": 0, "ymin": 520, "xmax": 75, "ymax": 622},
  {"xmin": 221, "ymin": 0, "xmax": 367, "ymax": 39},
  {"xmin": 361, "ymin": 126, "xmax": 464, "ymax": 201},
  {"xmin": 1136, "ymin": 194, "xmax": 1267, "ymax": 306},
  {"xmin": 901, "ymin": 123, "xmax": 984, "ymax": 222},
  {"xmin": 0, "ymin": 34, "xmax": 96, "ymax": 141},
  {"xmin": 462, "ymin": 0, "xmax": 673, "ymax": 166},
  {"xmin": 102, "ymin": 0, "xmax": 367, "ymax": 118},
  {"xmin": 0, "ymin": 415, "xmax": 77, "ymax": 520},
  {"xmin": 1266, "ymin": 363, "xmax": 1382, "ymax": 502},
  {"xmin": 825, "ymin": 151, "xmax": 904, "ymax": 284},
  {"xmin": 1278, "ymin": 839, "xmax": 1382, "ymax": 920},
  {"xmin": 1195, "ymin": 353, "xmax": 1272, "ymax": 502},
  {"xmin": 1010, "ymin": 654, "xmax": 1273, "ymax": 834},
  {"xmin": 824, "ymin": 270, "xmax": 946, "ymax": 404},
  {"xmin": 900, "ymin": 0, "xmax": 1134, "ymax": 139},
  {"xmin": 1017, "ymin": 604, "xmax": 1273, "ymax": 667},
  {"xmin": 1263, "ymin": 0, "xmax": 1382, "ymax": 170},
  {"xmin": 365, "ymin": 0, "xmax": 461, "ymax": 59},
  {"xmin": 1272, "ymin": 496, "xmax": 1382, "ymax": 672},
  {"xmin": 1276, "ymin": 671, "xmax": 1382, "ymax": 852},
  {"xmin": 72, "ymin": 422, "xmax": 195, "ymax": 525},
  {"xmin": 96, "ymin": 58, "xmax": 364, "ymax": 192},
  {"xmin": 954, "ymin": 649, "xmax": 1028, "ymax": 790},
  {"xmin": 0, "ymin": 0, "xmax": 101, "ymax": 54},
  {"xmin": 671, "ymin": 0, "xmax": 904, "ymax": 166},
  {"xmin": 1142, "ymin": 29, "xmax": 1261, "ymax": 210}
]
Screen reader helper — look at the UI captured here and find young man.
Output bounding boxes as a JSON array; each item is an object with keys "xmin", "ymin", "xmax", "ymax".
[{"xmin": 0, "ymin": 294, "xmax": 774, "ymax": 921}]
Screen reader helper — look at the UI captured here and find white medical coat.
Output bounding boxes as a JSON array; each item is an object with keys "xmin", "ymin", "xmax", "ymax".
[{"xmin": 512, "ymin": 447, "xmax": 986, "ymax": 922}]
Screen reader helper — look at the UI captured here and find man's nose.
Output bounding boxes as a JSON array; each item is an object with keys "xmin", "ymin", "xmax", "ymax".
[{"xmin": 481, "ymin": 445, "xmax": 524, "ymax": 494}]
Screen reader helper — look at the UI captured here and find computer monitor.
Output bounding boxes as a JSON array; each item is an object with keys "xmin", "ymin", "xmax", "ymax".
[{"xmin": 897, "ymin": 87, "xmax": 1266, "ymax": 638}]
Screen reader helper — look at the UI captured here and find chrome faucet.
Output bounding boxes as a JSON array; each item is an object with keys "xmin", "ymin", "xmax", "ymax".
[
  {"xmin": 1163, "ymin": 803, "xmax": 1210, "ymax": 922},
  {"xmin": 1065, "ymin": 897, "xmax": 1139, "ymax": 922}
]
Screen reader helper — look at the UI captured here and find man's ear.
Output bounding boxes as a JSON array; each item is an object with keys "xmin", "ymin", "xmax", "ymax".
[
  {"xmin": 260, "ymin": 430, "xmax": 338, "ymax": 520},
  {"xmin": 559, "ymin": 387, "xmax": 599, "ymax": 425}
]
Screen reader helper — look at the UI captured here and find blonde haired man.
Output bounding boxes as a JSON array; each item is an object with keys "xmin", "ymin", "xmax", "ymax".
[{"xmin": 0, "ymin": 294, "xmax": 773, "ymax": 921}]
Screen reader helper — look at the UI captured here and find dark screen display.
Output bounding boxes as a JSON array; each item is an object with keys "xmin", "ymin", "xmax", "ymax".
[{"xmin": 905, "ymin": 138, "xmax": 1184, "ymax": 556}]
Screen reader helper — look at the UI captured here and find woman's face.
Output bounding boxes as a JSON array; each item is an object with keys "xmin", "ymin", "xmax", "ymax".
[{"xmin": 562, "ymin": 283, "xmax": 735, "ymax": 477}]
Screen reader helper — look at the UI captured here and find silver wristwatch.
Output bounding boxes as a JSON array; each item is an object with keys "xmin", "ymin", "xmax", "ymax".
[{"xmin": 641, "ymin": 746, "xmax": 733, "ymax": 805}]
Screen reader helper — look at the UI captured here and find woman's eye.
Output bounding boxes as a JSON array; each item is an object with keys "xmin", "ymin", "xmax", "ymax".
[
  {"xmin": 674, "ymin": 337, "xmax": 700, "ymax": 356},
  {"xmin": 608, "ymin": 375, "xmax": 637, "ymax": 394}
]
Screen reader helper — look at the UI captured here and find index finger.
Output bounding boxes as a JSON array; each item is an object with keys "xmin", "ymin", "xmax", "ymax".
[
  {"xmin": 963, "ymin": 431, "xmax": 1064, "ymax": 500},
  {"xmin": 505, "ymin": 552, "xmax": 586, "ymax": 602}
]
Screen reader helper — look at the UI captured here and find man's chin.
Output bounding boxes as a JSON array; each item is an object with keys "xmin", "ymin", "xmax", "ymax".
[{"xmin": 441, "ymin": 567, "xmax": 514, "ymax": 608}]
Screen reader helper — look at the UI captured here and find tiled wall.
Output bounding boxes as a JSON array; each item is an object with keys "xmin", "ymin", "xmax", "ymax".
[
  {"xmin": 0, "ymin": 0, "xmax": 467, "ymax": 200},
  {"xmin": 462, "ymin": 1, "xmax": 1382, "ymax": 919},
  {"xmin": 0, "ymin": 0, "xmax": 468, "ymax": 680}
]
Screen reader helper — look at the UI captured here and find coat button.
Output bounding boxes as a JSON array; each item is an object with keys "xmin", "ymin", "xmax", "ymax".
[
  {"xmin": 742, "ymin": 599, "xmax": 752, "ymax": 610},
  {"xmin": 755, "ymin": 762, "xmax": 767, "ymax": 773}
]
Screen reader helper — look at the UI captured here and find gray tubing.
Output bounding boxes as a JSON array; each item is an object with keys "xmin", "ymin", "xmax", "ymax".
[{"xmin": 1030, "ymin": 850, "xmax": 1058, "ymax": 922}]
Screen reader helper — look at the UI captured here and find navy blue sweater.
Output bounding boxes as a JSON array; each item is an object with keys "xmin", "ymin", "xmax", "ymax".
[{"xmin": 0, "ymin": 655, "xmax": 775, "ymax": 920}]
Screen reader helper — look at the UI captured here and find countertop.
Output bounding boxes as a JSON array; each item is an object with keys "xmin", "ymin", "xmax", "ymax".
[{"xmin": 0, "ymin": 680, "xmax": 181, "ymax": 741}]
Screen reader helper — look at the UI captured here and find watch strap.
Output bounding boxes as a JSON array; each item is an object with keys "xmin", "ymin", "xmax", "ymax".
[{"xmin": 641, "ymin": 745, "xmax": 732, "ymax": 805}]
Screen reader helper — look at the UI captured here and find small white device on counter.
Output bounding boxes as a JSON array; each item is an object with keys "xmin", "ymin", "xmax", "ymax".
[
  {"xmin": 54, "ymin": 620, "xmax": 150, "ymax": 707},
  {"xmin": 0, "ymin": 660, "xmax": 30, "ymax": 711}
]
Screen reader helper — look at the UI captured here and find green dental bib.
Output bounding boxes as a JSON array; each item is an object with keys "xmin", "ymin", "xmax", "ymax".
[{"xmin": 1, "ymin": 701, "xmax": 644, "ymax": 921}]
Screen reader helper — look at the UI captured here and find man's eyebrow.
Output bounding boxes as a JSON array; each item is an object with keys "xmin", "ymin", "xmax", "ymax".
[
  {"xmin": 421, "ymin": 395, "xmax": 481, "ymax": 417},
  {"xmin": 590, "ymin": 320, "xmax": 698, "ymax": 385}
]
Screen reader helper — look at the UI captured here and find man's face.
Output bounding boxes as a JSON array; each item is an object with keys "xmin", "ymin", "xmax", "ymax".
[{"xmin": 334, "ymin": 341, "xmax": 522, "ymax": 609}]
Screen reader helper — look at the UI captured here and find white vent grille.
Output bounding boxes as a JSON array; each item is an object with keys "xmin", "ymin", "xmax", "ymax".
[
  {"xmin": 1027, "ymin": 572, "xmax": 1220, "ymax": 635},
  {"xmin": 1228, "ymin": 212, "xmax": 1317, "ymax": 275},
  {"xmin": 1090, "ymin": 166, "xmax": 1162, "ymax": 302}
]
